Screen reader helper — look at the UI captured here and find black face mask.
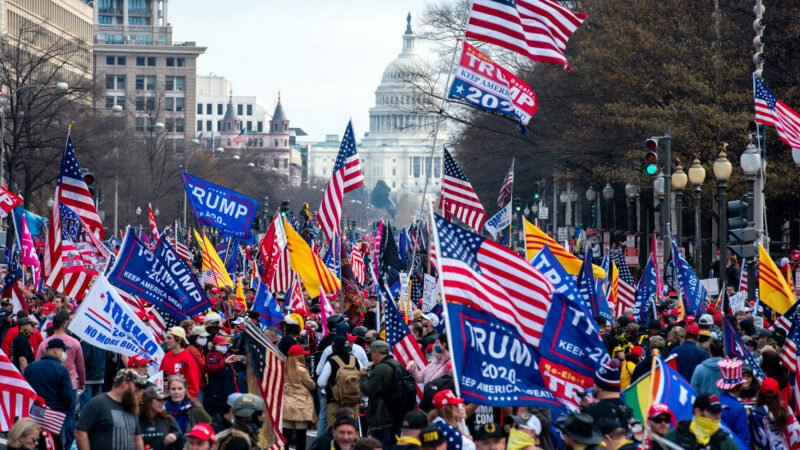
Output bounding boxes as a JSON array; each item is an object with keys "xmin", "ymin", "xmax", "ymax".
[
  {"xmin": 207, "ymin": 325, "xmax": 220, "ymax": 336},
  {"xmin": 248, "ymin": 418, "xmax": 264, "ymax": 433}
]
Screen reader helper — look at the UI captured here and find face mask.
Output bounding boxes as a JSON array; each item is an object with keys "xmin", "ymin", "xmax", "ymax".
[
  {"xmin": 248, "ymin": 418, "xmax": 264, "ymax": 433},
  {"xmin": 690, "ymin": 415, "xmax": 720, "ymax": 445},
  {"xmin": 59, "ymin": 351, "xmax": 68, "ymax": 362},
  {"xmin": 216, "ymin": 345, "xmax": 229, "ymax": 353},
  {"xmin": 20, "ymin": 328, "xmax": 33, "ymax": 337},
  {"xmin": 196, "ymin": 337, "xmax": 207, "ymax": 346},
  {"xmin": 433, "ymin": 344, "xmax": 443, "ymax": 354}
]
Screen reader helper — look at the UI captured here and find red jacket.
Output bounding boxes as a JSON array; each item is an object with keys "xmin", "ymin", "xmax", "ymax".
[
  {"xmin": 160, "ymin": 348, "xmax": 201, "ymax": 398},
  {"xmin": 2, "ymin": 327, "xmax": 42, "ymax": 357},
  {"xmin": 186, "ymin": 345, "xmax": 207, "ymax": 388}
]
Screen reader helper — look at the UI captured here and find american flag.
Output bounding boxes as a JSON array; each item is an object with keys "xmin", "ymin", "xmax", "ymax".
[
  {"xmin": 44, "ymin": 134, "xmax": 103, "ymax": 300},
  {"xmin": 2, "ymin": 251, "xmax": 27, "ymax": 313},
  {"xmin": 148, "ymin": 204, "xmax": 159, "ymax": 240},
  {"xmin": 439, "ymin": 148, "xmax": 487, "ymax": 232},
  {"xmin": 175, "ymin": 222, "xmax": 193, "ymax": 263},
  {"xmin": 466, "ymin": 0, "xmax": 586, "ymax": 68},
  {"xmin": 316, "ymin": 121, "xmax": 364, "ymax": 241},
  {"xmin": 232, "ymin": 128, "xmax": 246, "ymax": 144},
  {"xmin": 244, "ymin": 322, "xmax": 287, "ymax": 450},
  {"xmin": 433, "ymin": 417, "xmax": 476, "ymax": 450},
  {"xmin": 740, "ymin": 258, "xmax": 748, "ymax": 293},
  {"xmin": 611, "ymin": 251, "xmax": 636, "ymax": 317},
  {"xmin": 29, "ymin": 402, "xmax": 66, "ymax": 434},
  {"xmin": 754, "ymin": 73, "xmax": 800, "ymax": 149},
  {"xmin": 379, "ymin": 225, "xmax": 404, "ymax": 288},
  {"xmin": 324, "ymin": 233, "xmax": 341, "ymax": 278},
  {"xmin": 350, "ymin": 244, "xmax": 365, "ymax": 285},
  {"xmin": 431, "ymin": 213, "xmax": 552, "ymax": 347},
  {"xmin": 385, "ymin": 293, "xmax": 427, "ymax": 401},
  {"xmin": 147, "ymin": 306, "xmax": 167, "ymax": 345},
  {"xmin": 260, "ymin": 214, "xmax": 292, "ymax": 294},
  {"xmin": 496, "ymin": 158, "xmax": 514, "ymax": 207},
  {"xmin": 0, "ymin": 349, "xmax": 38, "ymax": 431},
  {"xmin": 780, "ymin": 305, "xmax": 800, "ymax": 374}
]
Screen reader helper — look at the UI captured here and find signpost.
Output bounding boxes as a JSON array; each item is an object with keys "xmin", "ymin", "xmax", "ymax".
[{"xmin": 625, "ymin": 248, "xmax": 639, "ymax": 267}]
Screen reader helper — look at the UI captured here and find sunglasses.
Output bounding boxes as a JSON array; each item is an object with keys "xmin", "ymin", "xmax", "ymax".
[{"xmin": 650, "ymin": 416, "xmax": 671, "ymax": 424}]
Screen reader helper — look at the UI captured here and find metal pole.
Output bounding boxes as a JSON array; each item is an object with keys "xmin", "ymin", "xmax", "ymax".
[
  {"xmin": 553, "ymin": 178, "xmax": 558, "ymax": 234},
  {"xmin": 663, "ymin": 126, "xmax": 672, "ymax": 261},
  {"xmin": 746, "ymin": 175, "xmax": 756, "ymax": 228},
  {"xmin": 694, "ymin": 186, "xmax": 702, "ymax": 275},
  {"xmin": 114, "ymin": 147, "xmax": 119, "ymax": 238},
  {"xmin": 719, "ymin": 180, "xmax": 728, "ymax": 287},
  {"xmin": 627, "ymin": 197, "xmax": 635, "ymax": 234},
  {"xmin": 675, "ymin": 190, "xmax": 683, "ymax": 250}
]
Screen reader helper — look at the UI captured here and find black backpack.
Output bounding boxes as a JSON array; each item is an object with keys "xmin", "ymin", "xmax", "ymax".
[{"xmin": 383, "ymin": 359, "xmax": 417, "ymax": 422}]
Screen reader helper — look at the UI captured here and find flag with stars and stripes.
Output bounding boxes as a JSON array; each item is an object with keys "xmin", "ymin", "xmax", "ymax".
[
  {"xmin": 439, "ymin": 148, "xmax": 487, "ymax": 232},
  {"xmin": 754, "ymin": 73, "xmax": 800, "ymax": 149},
  {"xmin": 385, "ymin": 292, "xmax": 428, "ymax": 402},
  {"xmin": 723, "ymin": 317, "xmax": 765, "ymax": 381},
  {"xmin": 316, "ymin": 120, "xmax": 364, "ymax": 241},
  {"xmin": 350, "ymin": 244, "xmax": 365, "ymax": 285},
  {"xmin": 0, "ymin": 349, "xmax": 38, "ymax": 431},
  {"xmin": 231, "ymin": 127, "xmax": 246, "ymax": 144},
  {"xmin": 174, "ymin": 222, "xmax": 193, "ymax": 263},
  {"xmin": 611, "ymin": 250, "xmax": 636, "ymax": 317},
  {"xmin": 147, "ymin": 203, "xmax": 159, "ymax": 240},
  {"xmin": 44, "ymin": 133, "xmax": 103, "ymax": 299},
  {"xmin": 432, "ymin": 417, "xmax": 476, "ymax": 450},
  {"xmin": 324, "ymin": 233, "xmax": 341, "ymax": 279},
  {"xmin": 243, "ymin": 321, "xmax": 287, "ymax": 450},
  {"xmin": 496, "ymin": 158, "xmax": 514, "ymax": 207},
  {"xmin": 740, "ymin": 258, "xmax": 749, "ymax": 293},
  {"xmin": 28, "ymin": 402, "xmax": 66, "ymax": 435},
  {"xmin": 431, "ymin": 213, "xmax": 553, "ymax": 347},
  {"xmin": 2, "ymin": 250, "xmax": 26, "ymax": 313},
  {"xmin": 379, "ymin": 225, "xmax": 404, "ymax": 288}
]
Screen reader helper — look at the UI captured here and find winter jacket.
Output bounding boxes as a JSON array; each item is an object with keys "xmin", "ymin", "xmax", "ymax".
[
  {"xmin": 360, "ymin": 355, "xmax": 400, "ymax": 429},
  {"xmin": 412, "ymin": 351, "xmax": 449, "ymax": 385},
  {"xmin": 719, "ymin": 391, "xmax": 749, "ymax": 448},
  {"xmin": 204, "ymin": 350, "xmax": 236, "ymax": 409},
  {"xmin": 663, "ymin": 419, "xmax": 738, "ymax": 450},
  {"xmin": 187, "ymin": 345, "xmax": 207, "ymax": 388},
  {"xmin": 690, "ymin": 356, "xmax": 723, "ymax": 396},
  {"xmin": 81, "ymin": 340, "xmax": 106, "ymax": 382},
  {"xmin": 24, "ymin": 355, "xmax": 73, "ymax": 411},
  {"xmin": 670, "ymin": 340, "xmax": 708, "ymax": 383},
  {"xmin": 282, "ymin": 363, "xmax": 317, "ymax": 423}
]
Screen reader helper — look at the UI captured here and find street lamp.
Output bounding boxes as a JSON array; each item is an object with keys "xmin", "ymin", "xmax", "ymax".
[
  {"xmin": 586, "ymin": 186, "xmax": 597, "ymax": 228},
  {"xmin": 603, "ymin": 183, "xmax": 614, "ymax": 231},
  {"xmin": 154, "ymin": 122, "xmax": 165, "ymax": 131},
  {"xmin": 625, "ymin": 183, "xmax": 638, "ymax": 235},
  {"xmin": 154, "ymin": 207, "xmax": 159, "ymax": 217},
  {"xmin": 714, "ymin": 145, "xmax": 733, "ymax": 288},
  {"xmin": 136, "ymin": 206, "xmax": 142, "ymax": 217},
  {"xmin": 688, "ymin": 157, "xmax": 706, "ymax": 274},
  {"xmin": 559, "ymin": 191, "xmax": 569, "ymax": 226},
  {"xmin": 672, "ymin": 163, "xmax": 688, "ymax": 247},
  {"xmin": 741, "ymin": 135, "xmax": 761, "ymax": 228},
  {"xmin": 792, "ymin": 147, "xmax": 800, "ymax": 169}
]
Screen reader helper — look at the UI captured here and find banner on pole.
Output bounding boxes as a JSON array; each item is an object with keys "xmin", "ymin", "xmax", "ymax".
[{"xmin": 182, "ymin": 170, "xmax": 259, "ymax": 240}]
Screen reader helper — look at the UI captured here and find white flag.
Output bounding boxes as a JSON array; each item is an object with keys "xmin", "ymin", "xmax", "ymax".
[{"xmin": 484, "ymin": 203, "xmax": 511, "ymax": 239}]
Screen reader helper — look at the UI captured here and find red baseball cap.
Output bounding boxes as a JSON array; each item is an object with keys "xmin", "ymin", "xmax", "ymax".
[
  {"xmin": 686, "ymin": 324, "xmax": 700, "ymax": 335},
  {"xmin": 761, "ymin": 377, "xmax": 780, "ymax": 397},
  {"xmin": 685, "ymin": 315, "xmax": 696, "ymax": 323},
  {"xmin": 631, "ymin": 346, "xmax": 643, "ymax": 357},
  {"xmin": 193, "ymin": 314, "xmax": 205, "ymax": 323},
  {"xmin": 211, "ymin": 287, "xmax": 220, "ymax": 294},
  {"xmin": 648, "ymin": 403, "xmax": 675, "ymax": 420},
  {"xmin": 433, "ymin": 389, "xmax": 464, "ymax": 408},
  {"xmin": 288, "ymin": 344, "xmax": 309, "ymax": 357},
  {"xmin": 213, "ymin": 335, "xmax": 228, "ymax": 346},
  {"xmin": 186, "ymin": 423, "xmax": 216, "ymax": 442},
  {"xmin": 127, "ymin": 354, "xmax": 150, "ymax": 368},
  {"xmin": 233, "ymin": 303, "xmax": 245, "ymax": 311},
  {"xmin": 42, "ymin": 302, "xmax": 56, "ymax": 314}
]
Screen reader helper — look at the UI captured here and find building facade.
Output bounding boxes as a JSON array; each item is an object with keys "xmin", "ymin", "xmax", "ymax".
[
  {"xmin": 93, "ymin": 0, "xmax": 205, "ymax": 152},
  {"xmin": 195, "ymin": 75, "xmax": 271, "ymax": 137},
  {"xmin": 308, "ymin": 14, "xmax": 446, "ymax": 207}
]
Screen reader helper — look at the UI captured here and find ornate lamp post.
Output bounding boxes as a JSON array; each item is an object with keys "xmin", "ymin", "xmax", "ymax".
[
  {"xmin": 740, "ymin": 135, "xmax": 761, "ymax": 228},
  {"xmin": 654, "ymin": 173, "xmax": 665, "ymax": 239},
  {"xmin": 671, "ymin": 164, "xmax": 688, "ymax": 247},
  {"xmin": 586, "ymin": 186, "xmax": 597, "ymax": 228},
  {"xmin": 625, "ymin": 183, "xmax": 637, "ymax": 235},
  {"xmin": 713, "ymin": 145, "xmax": 733, "ymax": 287},
  {"xmin": 688, "ymin": 157, "xmax": 706, "ymax": 273},
  {"xmin": 603, "ymin": 183, "xmax": 614, "ymax": 232}
]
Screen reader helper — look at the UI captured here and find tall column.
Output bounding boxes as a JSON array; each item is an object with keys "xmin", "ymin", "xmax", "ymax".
[
  {"xmin": 152, "ymin": 0, "xmax": 158, "ymax": 26},
  {"xmin": 94, "ymin": 0, "xmax": 99, "ymax": 24},
  {"xmin": 163, "ymin": 0, "xmax": 168, "ymax": 24},
  {"xmin": 123, "ymin": 0, "xmax": 129, "ymax": 31}
]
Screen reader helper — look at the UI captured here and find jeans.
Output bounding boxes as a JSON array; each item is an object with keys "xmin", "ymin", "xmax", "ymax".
[
  {"xmin": 318, "ymin": 392, "xmax": 328, "ymax": 432},
  {"xmin": 80, "ymin": 384, "xmax": 103, "ymax": 409},
  {"xmin": 237, "ymin": 370, "xmax": 248, "ymax": 393},
  {"xmin": 62, "ymin": 390, "xmax": 77, "ymax": 449},
  {"xmin": 370, "ymin": 425, "xmax": 397, "ymax": 449}
]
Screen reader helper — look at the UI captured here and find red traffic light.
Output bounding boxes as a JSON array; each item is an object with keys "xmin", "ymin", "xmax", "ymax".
[
  {"xmin": 645, "ymin": 138, "xmax": 658, "ymax": 151},
  {"xmin": 645, "ymin": 151, "xmax": 657, "ymax": 163},
  {"xmin": 83, "ymin": 174, "xmax": 95, "ymax": 185}
]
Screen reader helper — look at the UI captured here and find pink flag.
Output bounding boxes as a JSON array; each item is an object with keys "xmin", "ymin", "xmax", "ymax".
[
  {"xmin": 319, "ymin": 285, "xmax": 336, "ymax": 337},
  {"xmin": 19, "ymin": 215, "xmax": 40, "ymax": 288},
  {"xmin": 652, "ymin": 233, "xmax": 663, "ymax": 302}
]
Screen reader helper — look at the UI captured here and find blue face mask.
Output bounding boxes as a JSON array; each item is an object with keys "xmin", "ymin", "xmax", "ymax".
[{"xmin": 433, "ymin": 344, "xmax": 443, "ymax": 354}]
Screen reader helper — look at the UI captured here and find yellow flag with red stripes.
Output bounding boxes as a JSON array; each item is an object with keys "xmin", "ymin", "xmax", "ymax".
[
  {"xmin": 193, "ymin": 229, "xmax": 234, "ymax": 288},
  {"xmin": 523, "ymin": 218, "xmax": 605, "ymax": 278},
  {"xmin": 234, "ymin": 278, "xmax": 248, "ymax": 311},
  {"xmin": 758, "ymin": 243, "xmax": 795, "ymax": 315}
]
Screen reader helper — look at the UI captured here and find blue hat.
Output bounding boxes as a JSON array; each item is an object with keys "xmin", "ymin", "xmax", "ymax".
[{"xmin": 335, "ymin": 322, "xmax": 351, "ymax": 336}]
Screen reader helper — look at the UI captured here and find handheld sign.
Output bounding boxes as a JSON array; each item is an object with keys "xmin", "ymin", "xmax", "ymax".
[
  {"xmin": 0, "ymin": 187, "xmax": 22, "ymax": 218},
  {"xmin": 182, "ymin": 170, "xmax": 258, "ymax": 240}
]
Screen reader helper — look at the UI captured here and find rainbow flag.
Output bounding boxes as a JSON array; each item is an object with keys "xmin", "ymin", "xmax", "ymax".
[{"xmin": 623, "ymin": 357, "xmax": 693, "ymax": 423}]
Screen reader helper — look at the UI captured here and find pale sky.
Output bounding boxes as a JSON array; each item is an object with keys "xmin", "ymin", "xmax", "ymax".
[{"xmin": 170, "ymin": 0, "xmax": 432, "ymax": 142}]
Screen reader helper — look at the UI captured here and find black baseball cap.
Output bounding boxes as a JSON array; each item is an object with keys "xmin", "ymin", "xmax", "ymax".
[
  {"xmin": 420, "ymin": 424, "xmax": 445, "ymax": 447},
  {"xmin": 694, "ymin": 393, "xmax": 723, "ymax": 414},
  {"xmin": 474, "ymin": 423, "xmax": 505, "ymax": 441},
  {"xmin": 46, "ymin": 338, "xmax": 70, "ymax": 350},
  {"xmin": 402, "ymin": 410, "xmax": 428, "ymax": 429}
]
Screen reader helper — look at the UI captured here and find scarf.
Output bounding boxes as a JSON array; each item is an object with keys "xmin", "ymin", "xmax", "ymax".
[
  {"xmin": 164, "ymin": 398, "xmax": 193, "ymax": 433},
  {"xmin": 690, "ymin": 416, "xmax": 720, "ymax": 445}
]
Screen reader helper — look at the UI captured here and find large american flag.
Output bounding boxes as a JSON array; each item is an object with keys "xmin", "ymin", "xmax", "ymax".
[
  {"xmin": 497, "ymin": 158, "xmax": 514, "ymax": 207},
  {"xmin": 439, "ymin": 148, "xmax": 487, "ymax": 232},
  {"xmin": 611, "ymin": 251, "xmax": 636, "ymax": 317},
  {"xmin": 244, "ymin": 322, "xmax": 287, "ymax": 450},
  {"xmin": 350, "ymin": 244, "xmax": 365, "ymax": 285},
  {"xmin": 317, "ymin": 121, "xmax": 363, "ymax": 241},
  {"xmin": 385, "ymin": 293, "xmax": 428, "ymax": 401},
  {"xmin": 260, "ymin": 215, "xmax": 292, "ymax": 294},
  {"xmin": 29, "ymin": 403, "xmax": 66, "ymax": 434},
  {"xmin": 0, "ymin": 349, "xmax": 38, "ymax": 431},
  {"xmin": 754, "ymin": 73, "xmax": 800, "ymax": 149},
  {"xmin": 466, "ymin": 0, "xmax": 586, "ymax": 68},
  {"xmin": 44, "ymin": 134, "xmax": 103, "ymax": 299},
  {"xmin": 431, "ymin": 213, "xmax": 552, "ymax": 347}
]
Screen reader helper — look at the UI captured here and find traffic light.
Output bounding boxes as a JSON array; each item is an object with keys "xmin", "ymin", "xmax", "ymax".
[
  {"xmin": 644, "ymin": 138, "xmax": 659, "ymax": 176},
  {"xmin": 532, "ymin": 182, "xmax": 540, "ymax": 200},
  {"xmin": 727, "ymin": 199, "xmax": 757, "ymax": 258},
  {"xmin": 280, "ymin": 200, "xmax": 290, "ymax": 217},
  {"xmin": 514, "ymin": 196, "xmax": 522, "ymax": 212},
  {"xmin": 81, "ymin": 168, "xmax": 95, "ymax": 197}
]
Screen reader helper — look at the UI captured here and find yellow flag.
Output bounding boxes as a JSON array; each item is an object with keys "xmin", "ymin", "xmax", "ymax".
[
  {"xmin": 234, "ymin": 278, "xmax": 248, "ymax": 311},
  {"xmin": 523, "ymin": 218, "xmax": 605, "ymax": 278},
  {"xmin": 758, "ymin": 243, "xmax": 795, "ymax": 314},
  {"xmin": 283, "ymin": 218, "xmax": 340, "ymax": 298},
  {"xmin": 193, "ymin": 229, "xmax": 233, "ymax": 288}
]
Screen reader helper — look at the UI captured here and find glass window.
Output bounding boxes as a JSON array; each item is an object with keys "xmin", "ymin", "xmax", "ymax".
[
  {"xmin": 166, "ymin": 57, "xmax": 174, "ymax": 67},
  {"xmin": 105, "ymin": 74, "xmax": 115, "ymax": 90},
  {"xmin": 259, "ymin": 139, "xmax": 263, "ymax": 146},
  {"xmin": 237, "ymin": 104, "xmax": 243, "ymax": 116},
  {"xmin": 246, "ymin": 121, "xmax": 252, "ymax": 131},
  {"xmin": 117, "ymin": 56, "xmax": 126, "ymax": 65},
  {"xmin": 246, "ymin": 105, "xmax": 252, "ymax": 115},
  {"xmin": 146, "ymin": 97, "xmax": 154, "ymax": 110},
  {"xmin": 197, "ymin": 120, "xmax": 202, "ymax": 132},
  {"xmin": 105, "ymin": 96, "xmax": 115, "ymax": 109},
  {"xmin": 273, "ymin": 159, "xmax": 280, "ymax": 168},
  {"xmin": 206, "ymin": 104, "xmax": 212, "ymax": 115},
  {"xmin": 217, "ymin": 121, "xmax": 221, "ymax": 132},
  {"xmin": 175, "ymin": 119, "xmax": 185, "ymax": 133},
  {"xmin": 177, "ymin": 58, "xmax": 185, "ymax": 67},
  {"xmin": 116, "ymin": 75, "xmax": 125, "ymax": 90},
  {"xmin": 106, "ymin": 56, "xmax": 115, "ymax": 65},
  {"xmin": 434, "ymin": 157, "xmax": 442, "ymax": 177},
  {"xmin": 135, "ymin": 97, "xmax": 145, "ymax": 111},
  {"xmin": 165, "ymin": 118, "xmax": 174, "ymax": 132},
  {"xmin": 274, "ymin": 139, "xmax": 278, "ymax": 147},
  {"xmin": 413, "ymin": 157, "xmax": 421, "ymax": 178},
  {"xmin": 257, "ymin": 121, "xmax": 263, "ymax": 132},
  {"xmin": 135, "ymin": 117, "xmax": 145, "ymax": 130},
  {"xmin": 165, "ymin": 97, "xmax": 174, "ymax": 111},
  {"xmin": 175, "ymin": 77, "xmax": 184, "ymax": 92},
  {"xmin": 284, "ymin": 159, "xmax": 288, "ymax": 168},
  {"xmin": 392, "ymin": 168, "xmax": 396, "ymax": 176},
  {"xmin": 206, "ymin": 120, "xmax": 212, "ymax": 131},
  {"xmin": 117, "ymin": 97, "xmax": 125, "ymax": 110},
  {"xmin": 165, "ymin": 77, "xmax": 173, "ymax": 91},
  {"xmin": 176, "ymin": 139, "xmax": 185, "ymax": 153},
  {"xmin": 136, "ymin": 56, "xmax": 145, "ymax": 66},
  {"xmin": 175, "ymin": 98, "xmax": 184, "ymax": 112},
  {"xmin": 197, "ymin": 103, "xmax": 202, "ymax": 114},
  {"xmin": 147, "ymin": 57, "xmax": 156, "ymax": 66},
  {"xmin": 217, "ymin": 104, "xmax": 223, "ymax": 115}
]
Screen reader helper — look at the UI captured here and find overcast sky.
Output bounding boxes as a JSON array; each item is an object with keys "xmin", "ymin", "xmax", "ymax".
[{"xmin": 170, "ymin": 0, "xmax": 431, "ymax": 142}]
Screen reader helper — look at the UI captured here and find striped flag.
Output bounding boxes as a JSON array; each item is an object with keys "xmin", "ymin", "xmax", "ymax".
[
  {"xmin": 316, "ymin": 121, "xmax": 364, "ymax": 241},
  {"xmin": 44, "ymin": 133, "xmax": 102, "ymax": 299},
  {"xmin": 611, "ymin": 251, "xmax": 636, "ymax": 317},
  {"xmin": 259, "ymin": 215, "xmax": 292, "ymax": 294},
  {"xmin": 268, "ymin": 248, "xmax": 292, "ymax": 294},
  {"xmin": 148, "ymin": 204, "xmax": 159, "ymax": 240},
  {"xmin": 147, "ymin": 306, "xmax": 167, "ymax": 345},
  {"xmin": 439, "ymin": 148, "xmax": 487, "ymax": 232},
  {"xmin": 758, "ymin": 243, "xmax": 795, "ymax": 315},
  {"xmin": 466, "ymin": 0, "xmax": 586, "ymax": 68},
  {"xmin": 0, "ymin": 349, "xmax": 38, "ymax": 431},
  {"xmin": 754, "ymin": 73, "xmax": 800, "ymax": 149},
  {"xmin": 350, "ymin": 244, "xmax": 365, "ymax": 285},
  {"xmin": 496, "ymin": 159, "xmax": 514, "ymax": 207},
  {"xmin": 431, "ymin": 213, "xmax": 552, "ymax": 347},
  {"xmin": 28, "ymin": 402, "xmax": 66, "ymax": 434},
  {"xmin": 385, "ymin": 293, "xmax": 428, "ymax": 402},
  {"xmin": 286, "ymin": 273, "xmax": 309, "ymax": 316},
  {"xmin": 174, "ymin": 222, "xmax": 193, "ymax": 263},
  {"xmin": 231, "ymin": 128, "xmax": 246, "ymax": 144},
  {"xmin": 740, "ymin": 258, "xmax": 748, "ymax": 293},
  {"xmin": 243, "ymin": 322, "xmax": 286, "ymax": 450},
  {"xmin": 194, "ymin": 229, "xmax": 234, "ymax": 288}
]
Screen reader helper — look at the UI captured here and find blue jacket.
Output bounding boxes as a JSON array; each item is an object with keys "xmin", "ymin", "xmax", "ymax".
[
  {"xmin": 80, "ymin": 340, "xmax": 106, "ymax": 382},
  {"xmin": 719, "ymin": 390, "xmax": 750, "ymax": 448},
  {"xmin": 670, "ymin": 340, "xmax": 708, "ymax": 383},
  {"xmin": 691, "ymin": 356, "xmax": 723, "ymax": 396},
  {"xmin": 24, "ymin": 354, "xmax": 73, "ymax": 412}
]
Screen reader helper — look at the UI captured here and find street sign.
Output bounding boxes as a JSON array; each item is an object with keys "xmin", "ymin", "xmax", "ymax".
[
  {"xmin": 603, "ymin": 231, "xmax": 611, "ymax": 247},
  {"xmin": 586, "ymin": 229, "xmax": 598, "ymax": 244},
  {"xmin": 625, "ymin": 248, "xmax": 639, "ymax": 267},
  {"xmin": 538, "ymin": 206, "xmax": 549, "ymax": 220},
  {"xmin": 626, "ymin": 234, "xmax": 635, "ymax": 248},
  {"xmin": 655, "ymin": 239, "xmax": 664, "ymax": 270},
  {"xmin": 558, "ymin": 227, "xmax": 568, "ymax": 241}
]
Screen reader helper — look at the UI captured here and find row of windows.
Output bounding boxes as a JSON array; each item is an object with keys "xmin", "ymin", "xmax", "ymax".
[
  {"xmin": 96, "ymin": 33, "xmax": 167, "ymax": 44},
  {"xmin": 197, "ymin": 120, "xmax": 264, "ymax": 133},
  {"xmin": 8, "ymin": 12, "xmax": 92, "ymax": 72},
  {"xmin": 14, "ymin": 0, "xmax": 93, "ymax": 43},
  {"xmin": 196, "ymin": 103, "xmax": 253, "ymax": 116},
  {"xmin": 105, "ymin": 75, "xmax": 184, "ymax": 92},
  {"xmin": 131, "ymin": 116, "xmax": 185, "ymax": 133},
  {"xmin": 134, "ymin": 96, "xmax": 184, "ymax": 112},
  {"xmin": 105, "ymin": 56, "xmax": 185, "ymax": 67}
]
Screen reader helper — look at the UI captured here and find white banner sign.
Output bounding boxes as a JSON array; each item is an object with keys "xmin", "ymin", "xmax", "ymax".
[
  {"xmin": 484, "ymin": 204, "xmax": 511, "ymax": 239},
  {"xmin": 422, "ymin": 274, "xmax": 439, "ymax": 313},
  {"xmin": 69, "ymin": 274, "xmax": 165, "ymax": 365}
]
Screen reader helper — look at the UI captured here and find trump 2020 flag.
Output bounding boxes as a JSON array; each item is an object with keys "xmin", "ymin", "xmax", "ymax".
[
  {"xmin": 723, "ymin": 317, "xmax": 766, "ymax": 380},
  {"xmin": 252, "ymin": 280, "xmax": 284, "ymax": 327},
  {"xmin": 670, "ymin": 234, "xmax": 707, "ymax": 317},
  {"xmin": 483, "ymin": 203, "xmax": 511, "ymax": 239},
  {"xmin": 634, "ymin": 253, "xmax": 659, "ymax": 323},
  {"xmin": 182, "ymin": 170, "xmax": 259, "ymax": 241}
]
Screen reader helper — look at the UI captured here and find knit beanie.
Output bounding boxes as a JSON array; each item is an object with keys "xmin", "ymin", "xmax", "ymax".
[{"xmin": 594, "ymin": 359, "xmax": 621, "ymax": 392}]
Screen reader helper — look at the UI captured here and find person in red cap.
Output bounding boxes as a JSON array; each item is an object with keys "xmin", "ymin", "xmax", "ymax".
[
  {"xmin": 185, "ymin": 422, "xmax": 216, "ymax": 450},
  {"xmin": 128, "ymin": 354, "xmax": 151, "ymax": 378},
  {"xmin": 620, "ymin": 346, "xmax": 642, "ymax": 390},
  {"xmin": 204, "ymin": 335, "xmax": 238, "ymax": 418},
  {"xmin": 670, "ymin": 323, "xmax": 708, "ymax": 383},
  {"xmin": 646, "ymin": 403, "xmax": 675, "ymax": 438},
  {"xmin": 749, "ymin": 377, "xmax": 800, "ymax": 449},
  {"xmin": 429, "ymin": 389, "xmax": 466, "ymax": 434},
  {"xmin": 282, "ymin": 344, "xmax": 316, "ymax": 450}
]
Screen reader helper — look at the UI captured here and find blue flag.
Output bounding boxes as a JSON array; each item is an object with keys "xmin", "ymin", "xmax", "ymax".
[
  {"xmin": 634, "ymin": 256, "xmax": 658, "ymax": 323},
  {"xmin": 324, "ymin": 233, "xmax": 340, "ymax": 279},
  {"xmin": 12, "ymin": 206, "xmax": 47, "ymax": 242},
  {"xmin": 723, "ymin": 317, "xmax": 766, "ymax": 380},
  {"xmin": 576, "ymin": 248, "xmax": 613, "ymax": 324},
  {"xmin": 670, "ymin": 235, "xmax": 707, "ymax": 317},
  {"xmin": 252, "ymin": 280, "xmax": 284, "ymax": 327},
  {"xmin": 398, "ymin": 228, "xmax": 408, "ymax": 269},
  {"xmin": 530, "ymin": 245, "xmax": 596, "ymax": 329},
  {"xmin": 182, "ymin": 170, "xmax": 259, "ymax": 240},
  {"xmin": 216, "ymin": 238, "xmax": 239, "ymax": 275}
]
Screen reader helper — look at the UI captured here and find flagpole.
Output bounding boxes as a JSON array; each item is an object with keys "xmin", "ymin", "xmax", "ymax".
[
  {"xmin": 641, "ymin": 349, "xmax": 660, "ymax": 446},
  {"xmin": 508, "ymin": 157, "xmax": 514, "ymax": 249}
]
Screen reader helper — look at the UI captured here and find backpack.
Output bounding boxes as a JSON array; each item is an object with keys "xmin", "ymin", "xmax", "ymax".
[
  {"xmin": 382, "ymin": 359, "xmax": 417, "ymax": 422},
  {"xmin": 330, "ymin": 355, "xmax": 362, "ymax": 405}
]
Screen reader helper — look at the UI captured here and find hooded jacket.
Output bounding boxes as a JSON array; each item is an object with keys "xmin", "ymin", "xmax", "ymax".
[{"xmin": 690, "ymin": 356, "xmax": 723, "ymax": 396}]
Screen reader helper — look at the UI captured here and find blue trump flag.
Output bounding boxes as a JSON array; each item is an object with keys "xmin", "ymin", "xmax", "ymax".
[
  {"xmin": 252, "ymin": 280, "xmax": 284, "ymax": 327},
  {"xmin": 530, "ymin": 245, "xmax": 597, "ymax": 330},
  {"xmin": 670, "ymin": 234, "xmax": 707, "ymax": 317},
  {"xmin": 576, "ymin": 248, "xmax": 613, "ymax": 324},
  {"xmin": 723, "ymin": 317, "xmax": 766, "ymax": 380},
  {"xmin": 107, "ymin": 228, "xmax": 212, "ymax": 321},
  {"xmin": 216, "ymin": 238, "xmax": 240, "ymax": 275},
  {"xmin": 445, "ymin": 301, "xmax": 563, "ymax": 414},
  {"xmin": 634, "ymin": 256, "xmax": 658, "ymax": 323},
  {"xmin": 182, "ymin": 170, "xmax": 258, "ymax": 240},
  {"xmin": 324, "ymin": 233, "xmax": 341, "ymax": 279}
]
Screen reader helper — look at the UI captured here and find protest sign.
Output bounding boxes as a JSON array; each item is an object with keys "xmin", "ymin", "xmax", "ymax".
[
  {"xmin": 69, "ymin": 274, "xmax": 165, "ymax": 364},
  {"xmin": 0, "ymin": 186, "xmax": 22, "ymax": 218},
  {"xmin": 182, "ymin": 170, "xmax": 258, "ymax": 240},
  {"xmin": 107, "ymin": 230, "xmax": 212, "ymax": 321},
  {"xmin": 422, "ymin": 273, "xmax": 438, "ymax": 313}
]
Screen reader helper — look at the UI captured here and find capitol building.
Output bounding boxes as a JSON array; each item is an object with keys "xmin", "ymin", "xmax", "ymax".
[{"xmin": 308, "ymin": 14, "xmax": 447, "ymax": 211}]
